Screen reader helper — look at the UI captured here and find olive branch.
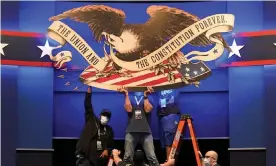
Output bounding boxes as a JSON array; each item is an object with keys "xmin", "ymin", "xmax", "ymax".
[{"xmin": 150, "ymin": 59, "xmax": 201, "ymax": 87}]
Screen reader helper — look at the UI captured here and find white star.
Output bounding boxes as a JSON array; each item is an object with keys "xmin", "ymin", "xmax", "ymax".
[
  {"xmin": 185, "ymin": 67, "xmax": 190, "ymax": 72},
  {"xmin": 37, "ymin": 40, "xmax": 57, "ymax": 58},
  {"xmin": 274, "ymin": 43, "xmax": 276, "ymax": 46},
  {"xmin": 228, "ymin": 39, "xmax": 244, "ymax": 58},
  {"xmin": 193, "ymin": 71, "xmax": 198, "ymax": 75},
  {"xmin": 185, "ymin": 73, "xmax": 189, "ymax": 77},
  {"xmin": 0, "ymin": 43, "xmax": 9, "ymax": 56},
  {"xmin": 200, "ymin": 67, "xmax": 205, "ymax": 72}
]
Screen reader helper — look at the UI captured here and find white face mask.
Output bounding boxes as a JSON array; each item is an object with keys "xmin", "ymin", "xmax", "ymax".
[
  {"xmin": 100, "ymin": 116, "xmax": 109, "ymax": 125},
  {"xmin": 203, "ymin": 158, "xmax": 211, "ymax": 166}
]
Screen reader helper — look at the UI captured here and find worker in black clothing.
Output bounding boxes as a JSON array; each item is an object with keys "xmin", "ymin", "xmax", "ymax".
[{"xmin": 76, "ymin": 86, "xmax": 114, "ymax": 166}]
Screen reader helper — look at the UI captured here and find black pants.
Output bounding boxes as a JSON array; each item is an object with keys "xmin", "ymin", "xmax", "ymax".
[
  {"xmin": 90, "ymin": 154, "xmax": 109, "ymax": 166},
  {"xmin": 96, "ymin": 157, "xmax": 109, "ymax": 166},
  {"xmin": 76, "ymin": 156, "xmax": 108, "ymax": 166}
]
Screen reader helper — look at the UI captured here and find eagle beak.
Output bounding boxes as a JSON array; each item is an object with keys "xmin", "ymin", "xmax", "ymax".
[
  {"xmin": 101, "ymin": 32, "xmax": 109, "ymax": 41},
  {"xmin": 101, "ymin": 32, "xmax": 116, "ymax": 49},
  {"xmin": 100, "ymin": 32, "xmax": 107, "ymax": 42},
  {"xmin": 101, "ymin": 32, "xmax": 112, "ymax": 45}
]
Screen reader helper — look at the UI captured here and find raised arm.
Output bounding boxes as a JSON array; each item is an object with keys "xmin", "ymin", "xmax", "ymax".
[
  {"xmin": 124, "ymin": 93, "xmax": 132, "ymax": 113},
  {"xmin": 144, "ymin": 87, "xmax": 154, "ymax": 113},
  {"xmin": 118, "ymin": 86, "xmax": 132, "ymax": 112},
  {"xmin": 84, "ymin": 87, "xmax": 95, "ymax": 122}
]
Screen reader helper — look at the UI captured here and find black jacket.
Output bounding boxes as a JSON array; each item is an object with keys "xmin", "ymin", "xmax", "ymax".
[{"xmin": 76, "ymin": 92, "xmax": 114, "ymax": 161}]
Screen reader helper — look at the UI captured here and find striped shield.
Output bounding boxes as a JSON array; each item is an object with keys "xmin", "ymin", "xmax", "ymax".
[{"xmin": 80, "ymin": 59, "xmax": 212, "ymax": 91}]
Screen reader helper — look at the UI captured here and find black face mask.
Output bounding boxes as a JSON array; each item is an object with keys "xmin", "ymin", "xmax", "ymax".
[{"xmin": 133, "ymin": 150, "xmax": 145, "ymax": 165}]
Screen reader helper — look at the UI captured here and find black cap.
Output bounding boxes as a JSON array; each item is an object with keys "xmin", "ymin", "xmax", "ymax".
[{"xmin": 100, "ymin": 109, "xmax": 112, "ymax": 119}]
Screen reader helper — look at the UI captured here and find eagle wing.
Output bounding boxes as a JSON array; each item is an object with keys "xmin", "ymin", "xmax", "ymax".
[
  {"xmin": 49, "ymin": 5, "xmax": 126, "ymax": 42},
  {"xmin": 141, "ymin": 5, "xmax": 226, "ymax": 50}
]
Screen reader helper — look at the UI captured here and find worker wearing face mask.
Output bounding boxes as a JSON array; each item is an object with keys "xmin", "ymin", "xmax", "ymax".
[
  {"xmin": 76, "ymin": 87, "xmax": 114, "ymax": 166},
  {"xmin": 200, "ymin": 151, "xmax": 220, "ymax": 166}
]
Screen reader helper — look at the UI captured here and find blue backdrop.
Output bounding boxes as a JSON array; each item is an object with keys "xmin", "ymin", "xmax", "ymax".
[
  {"xmin": 17, "ymin": 67, "xmax": 54, "ymax": 148},
  {"xmin": 264, "ymin": 65, "xmax": 276, "ymax": 166},
  {"xmin": 2, "ymin": 3, "xmax": 276, "ymax": 165},
  {"xmin": 1, "ymin": 66, "xmax": 54, "ymax": 149},
  {"xmin": 1, "ymin": 65, "xmax": 18, "ymax": 166}
]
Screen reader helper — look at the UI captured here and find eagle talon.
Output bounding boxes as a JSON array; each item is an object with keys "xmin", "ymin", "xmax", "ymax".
[
  {"xmin": 96, "ymin": 67, "xmax": 132, "ymax": 79},
  {"xmin": 153, "ymin": 64, "xmax": 167, "ymax": 76},
  {"xmin": 116, "ymin": 70, "xmax": 133, "ymax": 77}
]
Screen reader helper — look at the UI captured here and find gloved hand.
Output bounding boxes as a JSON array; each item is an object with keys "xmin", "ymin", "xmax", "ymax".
[
  {"xmin": 76, "ymin": 154, "xmax": 85, "ymax": 165},
  {"xmin": 75, "ymin": 149, "xmax": 89, "ymax": 166}
]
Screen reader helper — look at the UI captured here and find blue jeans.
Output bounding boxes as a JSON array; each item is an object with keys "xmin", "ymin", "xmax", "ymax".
[{"xmin": 123, "ymin": 133, "xmax": 159, "ymax": 166}]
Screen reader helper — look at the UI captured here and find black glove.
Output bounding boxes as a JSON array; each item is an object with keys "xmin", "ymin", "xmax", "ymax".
[
  {"xmin": 75, "ymin": 149, "xmax": 90, "ymax": 166},
  {"xmin": 76, "ymin": 158, "xmax": 91, "ymax": 166},
  {"xmin": 75, "ymin": 149, "xmax": 85, "ymax": 156}
]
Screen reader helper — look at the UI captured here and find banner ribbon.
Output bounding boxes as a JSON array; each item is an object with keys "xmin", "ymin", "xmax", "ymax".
[
  {"xmin": 48, "ymin": 50, "xmax": 72, "ymax": 69},
  {"xmin": 47, "ymin": 14, "xmax": 235, "ymax": 72}
]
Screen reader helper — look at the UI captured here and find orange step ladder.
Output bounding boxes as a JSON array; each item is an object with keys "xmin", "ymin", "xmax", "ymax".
[{"xmin": 169, "ymin": 115, "xmax": 202, "ymax": 166}]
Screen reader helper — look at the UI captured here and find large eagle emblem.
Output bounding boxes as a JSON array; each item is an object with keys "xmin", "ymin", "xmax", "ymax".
[{"xmin": 50, "ymin": 5, "xmax": 230, "ymax": 74}]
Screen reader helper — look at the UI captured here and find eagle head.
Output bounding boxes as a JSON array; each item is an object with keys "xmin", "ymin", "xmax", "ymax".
[{"xmin": 102, "ymin": 30, "xmax": 140, "ymax": 54}]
